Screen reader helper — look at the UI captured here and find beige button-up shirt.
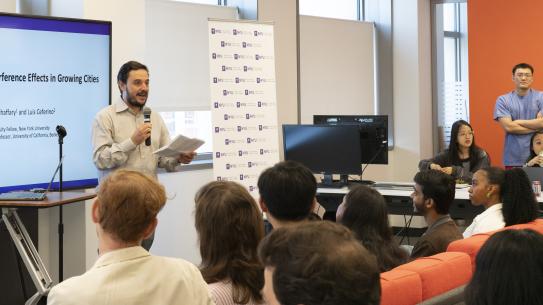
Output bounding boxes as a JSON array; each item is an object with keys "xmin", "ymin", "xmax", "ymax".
[
  {"xmin": 92, "ymin": 100, "xmax": 178, "ymax": 182},
  {"xmin": 47, "ymin": 246, "xmax": 215, "ymax": 305}
]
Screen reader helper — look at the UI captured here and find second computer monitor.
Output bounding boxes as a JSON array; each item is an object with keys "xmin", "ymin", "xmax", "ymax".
[
  {"xmin": 314, "ymin": 115, "xmax": 388, "ymax": 164},
  {"xmin": 283, "ymin": 124, "xmax": 363, "ymax": 177}
]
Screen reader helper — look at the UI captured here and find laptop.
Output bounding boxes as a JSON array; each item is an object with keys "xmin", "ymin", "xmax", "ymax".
[
  {"xmin": 522, "ymin": 167, "xmax": 543, "ymax": 185},
  {"xmin": 0, "ymin": 156, "xmax": 64, "ymax": 201}
]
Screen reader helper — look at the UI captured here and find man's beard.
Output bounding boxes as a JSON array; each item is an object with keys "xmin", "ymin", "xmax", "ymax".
[{"xmin": 124, "ymin": 89, "xmax": 148, "ymax": 109}]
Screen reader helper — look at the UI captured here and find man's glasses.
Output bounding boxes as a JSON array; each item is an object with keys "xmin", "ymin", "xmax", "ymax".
[{"xmin": 515, "ymin": 73, "xmax": 533, "ymax": 78}]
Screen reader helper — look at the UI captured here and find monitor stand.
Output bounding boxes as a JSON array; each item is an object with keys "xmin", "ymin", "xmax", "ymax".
[{"xmin": 318, "ymin": 174, "xmax": 348, "ymax": 188}]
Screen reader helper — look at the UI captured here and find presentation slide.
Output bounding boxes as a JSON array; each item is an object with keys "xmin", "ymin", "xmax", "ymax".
[{"xmin": 0, "ymin": 15, "xmax": 111, "ymax": 192}]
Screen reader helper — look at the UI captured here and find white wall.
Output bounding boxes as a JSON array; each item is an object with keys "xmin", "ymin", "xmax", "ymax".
[{"xmin": 0, "ymin": 0, "xmax": 15, "ymax": 12}]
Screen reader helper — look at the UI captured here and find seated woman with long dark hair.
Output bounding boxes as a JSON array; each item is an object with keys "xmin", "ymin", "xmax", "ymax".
[
  {"xmin": 194, "ymin": 181, "xmax": 267, "ymax": 305},
  {"xmin": 336, "ymin": 185, "xmax": 408, "ymax": 272},
  {"xmin": 464, "ymin": 229, "xmax": 543, "ymax": 305},
  {"xmin": 463, "ymin": 167, "xmax": 539, "ymax": 238},
  {"xmin": 525, "ymin": 130, "xmax": 543, "ymax": 166},
  {"xmin": 419, "ymin": 120, "xmax": 490, "ymax": 183}
]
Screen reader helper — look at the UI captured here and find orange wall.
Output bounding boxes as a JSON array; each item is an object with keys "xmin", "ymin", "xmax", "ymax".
[{"xmin": 468, "ymin": 0, "xmax": 543, "ymax": 166}]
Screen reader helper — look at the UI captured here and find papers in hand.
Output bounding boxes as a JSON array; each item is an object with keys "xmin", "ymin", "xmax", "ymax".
[{"xmin": 153, "ymin": 134, "xmax": 205, "ymax": 157}]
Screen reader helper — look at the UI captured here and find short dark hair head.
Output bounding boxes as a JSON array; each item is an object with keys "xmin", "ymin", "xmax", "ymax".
[
  {"xmin": 257, "ymin": 161, "xmax": 317, "ymax": 221},
  {"xmin": 340, "ymin": 185, "xmax": 407, "ymax": 271},
  {"xmin": 512, "ymin": 63, "xmax": 534, "ymax": 75},
  {"xmin": 117, "ymin": 61, "xmax": 149, "ymax": 93},
  {"xmin": 413, "ymin": 170, "xmax": 456, "ymax": 214},
  {"xmin": 465, "ymin": 229, "xmax": 543, "ymax": 305},
  {"xmin": 258, "ymin": 221, "xmax": 381, "ymax": 305}
]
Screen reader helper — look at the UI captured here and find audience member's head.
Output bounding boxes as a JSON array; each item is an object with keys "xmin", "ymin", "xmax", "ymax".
[
  {"xmin": 469, "ymin": 167, "xmax": 503, "ymax": 208},
  {"xmin": 258, "ymin": 221, "xmax": 381, "ymax": 305},
  {"xmin": 465, "ymin": 229, "xmax": 543, "ymax": 305},
  {"xmin": 500, "ymin": 168, "xmax": 539, "ymax": 226},
  {"xmin": 411, "ymin": 169, "xmax": 456, "ymax": 216},
  {"xmin": 527, "ymin": 130, "xmax": 543, "ymax": 164},
  {"xmin": 93, "ymin": 170, "xmax": 166, "ymax": 246},
  {"xmin": 337, "ymin": 185, "xmax": 407, "ymax": 271},
  {"xmin": 195, "ymin": 181, "xmax": 265, "ymax": 304},
  {"xmin": 257, "ymin": 161, "xmax": 317, "ymax": 227}
]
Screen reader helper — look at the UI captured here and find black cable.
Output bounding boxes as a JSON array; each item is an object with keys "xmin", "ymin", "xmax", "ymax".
[
  {"xmin": 360, "ymin": 141, "xmax": 387, "ymax": 181},
  {"xmin": 397, "ymin": 211, "xmax": 414, "ymax": 245}
]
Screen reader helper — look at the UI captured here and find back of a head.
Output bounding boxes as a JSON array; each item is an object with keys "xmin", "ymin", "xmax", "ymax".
[
  {"xmin": 341, "ymin": 185, "xmax": 405, "ymax": 271},
  {"xmin": 414, "ymin": 169, "xmax": 456, "ymax": 214},
  {"xmin": 501, "ymin": 168, "xmax": 539, "ymax": 226},
  {"xmin": 257, "ymin": 160, "xmax": 317, "ymax": 221},
  {"xmin": 96, "ymin": 170, "xmax": 166, "ymax": 243},
  {"xmin": 465, "ymin": 229, "xmax": 543, "ymax": 305},
  {"xmin": 194, "ymin": 181, "xmax": 265, "ymax": 303},
  {"xmin": 258, "ymin": 221, "xmax": 381, "ymax": 305}
]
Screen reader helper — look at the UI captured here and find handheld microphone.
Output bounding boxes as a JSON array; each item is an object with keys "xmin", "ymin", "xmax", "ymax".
[{"xmin": 143, "ymin": 107, "xmax": 151, "ymax": 146}]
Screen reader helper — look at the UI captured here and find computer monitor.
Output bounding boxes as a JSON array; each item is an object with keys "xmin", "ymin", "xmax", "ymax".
[
  {"xmin": 313, "ymin": 115, "xmax": 388, "ymax": 164},
  {"xmin": 283, "ymin": 124, "xmax": 362, "ymax": 187}
]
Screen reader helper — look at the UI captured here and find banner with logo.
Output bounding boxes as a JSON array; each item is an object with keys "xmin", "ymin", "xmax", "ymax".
[{"xmin": 208, "ymin": 20, "xmax": 280, "ymax": 197}]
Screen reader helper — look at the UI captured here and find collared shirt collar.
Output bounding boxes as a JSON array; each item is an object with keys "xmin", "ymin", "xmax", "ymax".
[
  {"xmin": 93, "ymin": 246, "xmax": 150, "ymax": 269},
  {"xmin": 114, "ymin": 98, "xmax": 141, "ymax": 116}
]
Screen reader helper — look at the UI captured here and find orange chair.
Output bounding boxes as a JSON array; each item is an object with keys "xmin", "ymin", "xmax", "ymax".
[
  {"xmin": 394, "ymin": 252, "xmax": 472, "ymax": 301},
  {"xmin": 380, "ymin": 269, "xmax": 422, "ymax": 305}
]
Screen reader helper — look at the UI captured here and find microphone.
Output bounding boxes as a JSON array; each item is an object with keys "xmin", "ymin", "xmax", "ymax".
[
  {"xmin": 143, "ymin": 107, "xmax": 151, "ymax": 146},
  {"xmin": 56, "ymin": 125, "xmax": 67, "ymax": 144}
]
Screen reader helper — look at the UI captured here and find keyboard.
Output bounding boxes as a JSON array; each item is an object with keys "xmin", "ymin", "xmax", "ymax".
[{"xmin": 0, "ymin": 192, "xmax": 47, "ymax": 201}]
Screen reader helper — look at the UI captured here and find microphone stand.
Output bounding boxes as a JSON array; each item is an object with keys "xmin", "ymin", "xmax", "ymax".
[{"xmin": 56, "ymin": 126, "xmax": 66, "ymax": 282}]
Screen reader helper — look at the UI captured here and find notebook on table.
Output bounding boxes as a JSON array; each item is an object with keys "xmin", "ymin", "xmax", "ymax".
[{"xmin": 0, "ymin": 157, "xmax": 64, "ymax": 201}]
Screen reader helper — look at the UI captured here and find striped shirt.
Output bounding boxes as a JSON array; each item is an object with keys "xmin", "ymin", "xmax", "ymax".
[{"xmin": 208, "ymin": 280, "xmax": 267, "ymax": 305}]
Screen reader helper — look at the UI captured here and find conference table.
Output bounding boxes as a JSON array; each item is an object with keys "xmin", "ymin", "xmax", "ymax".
[
  {"xmin": 0, "ymin": 191, "xmax": 96, "ymax": 305},
  {"xmin": 317, "ymin": 182, "xmax": 543, "ymax": 231}
]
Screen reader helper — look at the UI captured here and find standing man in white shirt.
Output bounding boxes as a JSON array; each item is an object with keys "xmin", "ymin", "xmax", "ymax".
[
  {"xmin": 47, "ymin": 170, "xmax": 213, "ymax": 305},
  {"xmin": 92, "ymin": 61, "xmax": 195, "ymax": 250}
]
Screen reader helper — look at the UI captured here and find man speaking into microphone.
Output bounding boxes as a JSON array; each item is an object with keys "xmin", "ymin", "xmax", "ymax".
[{"xmin": 91, "ymin": 61, "xmax": 196, "ymax": 250}]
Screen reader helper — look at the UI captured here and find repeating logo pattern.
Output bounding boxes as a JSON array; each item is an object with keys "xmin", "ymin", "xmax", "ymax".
[{"xmin": 209, "ymin": 21, "xmax": 280, "ymax": 197}]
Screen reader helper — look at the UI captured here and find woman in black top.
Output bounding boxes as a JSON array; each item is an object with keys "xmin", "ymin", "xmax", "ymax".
[{"xmin": 419, "ymin": 120, "xmax": 490, "ymax": 183}]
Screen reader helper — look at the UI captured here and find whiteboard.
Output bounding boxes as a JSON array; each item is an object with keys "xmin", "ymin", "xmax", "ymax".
[{"xmin": 299, "ymin": 15, "xmax": 375, "ymax": 123}]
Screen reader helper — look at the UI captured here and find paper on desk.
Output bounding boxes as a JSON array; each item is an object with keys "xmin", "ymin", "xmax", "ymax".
[{"xmin": 153, "ymin": 134, "xmax": 205, "ymax": 157}]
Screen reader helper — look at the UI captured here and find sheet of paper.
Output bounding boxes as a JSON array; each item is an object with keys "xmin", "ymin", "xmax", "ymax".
[{"xmin": 153, "ymin": 134, "xmax": 205, "ymax": 158}]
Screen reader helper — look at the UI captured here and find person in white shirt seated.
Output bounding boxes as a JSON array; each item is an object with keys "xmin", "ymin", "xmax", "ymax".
[
  {"xmin": 464, "ymin": 167, "xmax": 539, "ymax": 238},
  {"xmin": 47, "ymin": 170, "xmax": 213, "ymax": 305}
]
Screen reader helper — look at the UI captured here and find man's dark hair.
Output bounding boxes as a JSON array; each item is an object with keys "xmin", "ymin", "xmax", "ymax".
[
  {"xmin": 512, "ymin": 62, "xmax": 534, "ymax": 75},
  {"xmin": 117, "ymin": 61, "xmax": 149, "ymax": 94},
  {"xmin": 413, "ymin": 170, "xmax": 456, "ymax": 214},
  {"xmin": 257, "ymin": 161, "xmax": 316, "ymax": 221},
  {"xmin": 465, "ymin": 229, "xmax": 543, "ymax": 305},
  {"xmin": 258, "ymin": 221, "xmax": 381, "ymax": 305}
]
